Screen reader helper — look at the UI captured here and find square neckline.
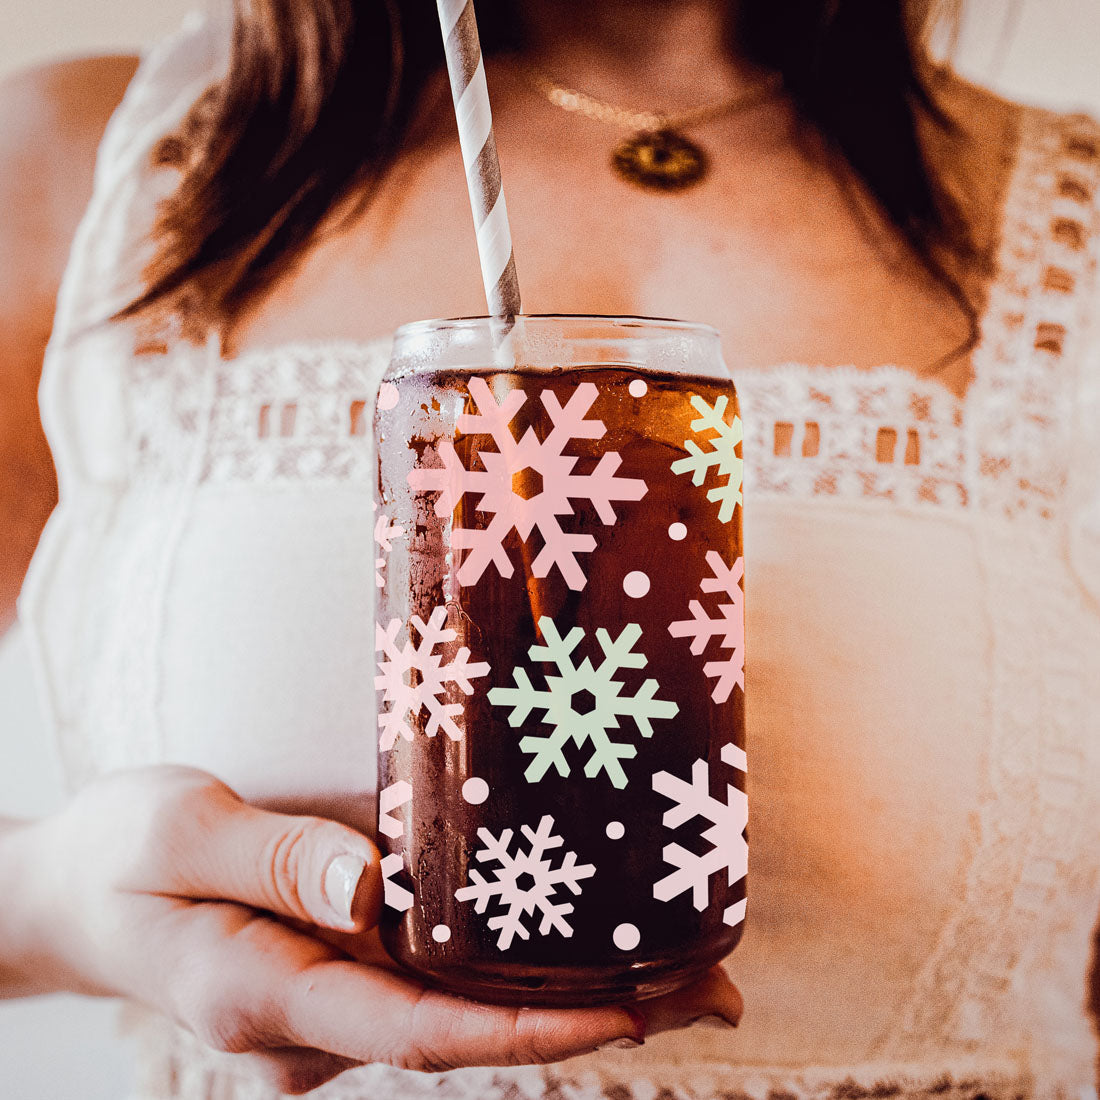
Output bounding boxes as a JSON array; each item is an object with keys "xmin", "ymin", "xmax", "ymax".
[{"xmin": 214, "ymin": 97, "xmax": 1036, "ymax": 428}]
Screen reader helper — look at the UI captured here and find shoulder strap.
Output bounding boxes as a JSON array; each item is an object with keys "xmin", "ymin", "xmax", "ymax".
[
  {"xmin": 969, "ymin": 105, "xmax": 1100, "ymax": 523},
  {"xmin": 1062, "ymin": 113, "xmax": 1100, "ymax": 609},
  {"xmin": 54, "ymin": 9, "xmax": 230, "ymax": 339},
  {"xmin": 39, "ymin": 10, "xmax": 229, "ymax": 496}
]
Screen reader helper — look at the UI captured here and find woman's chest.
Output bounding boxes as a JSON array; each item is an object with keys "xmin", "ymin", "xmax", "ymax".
[{"xmin": 227, "ymin": 138, "xmax": 974, "ymax": 394}]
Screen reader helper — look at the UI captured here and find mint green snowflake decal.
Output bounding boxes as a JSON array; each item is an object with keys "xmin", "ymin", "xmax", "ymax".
[
  {"xmin": 489, "ymin": 617, "xmax": 679, "ymax": 789},
  {"xmin": 671, "ymin": 394, "xmax": 743, "ymax": 523}
]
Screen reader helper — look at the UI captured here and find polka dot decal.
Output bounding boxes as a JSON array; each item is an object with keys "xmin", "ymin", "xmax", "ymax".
[
  {"xmin": 377, "ymin": 382, "xmax": 400, "ymax": 411},
  {"xmin": 613, "ymin": 923, "xmax": 641, "ymax": 951},
  {"xmin": 462, "ymin": 777, "xmax": 489, "ymax": 805}
]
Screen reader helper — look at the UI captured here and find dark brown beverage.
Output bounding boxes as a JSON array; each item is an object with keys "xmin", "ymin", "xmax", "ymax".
[{"xmin": 374, "ymin": 330, "xmax": 746, "ymax": 1005}]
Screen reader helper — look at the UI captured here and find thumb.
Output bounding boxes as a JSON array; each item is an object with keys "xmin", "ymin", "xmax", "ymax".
[{"xmin": 136, "ymin": 774, "xmax": 384, "ymax": 933}]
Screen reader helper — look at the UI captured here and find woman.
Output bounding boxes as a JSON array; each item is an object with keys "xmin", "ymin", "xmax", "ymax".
[{"xmin": 2, "ymin": 0, "xmax": 1099, "ymax": 1097}]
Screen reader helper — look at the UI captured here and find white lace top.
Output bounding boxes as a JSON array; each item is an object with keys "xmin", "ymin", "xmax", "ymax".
[{"xmin": 18, "ymin": 11, "xmax": 1100, "ymax": 1100}]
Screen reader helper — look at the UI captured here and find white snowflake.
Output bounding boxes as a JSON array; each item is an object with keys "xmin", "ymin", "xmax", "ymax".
[
  {"xmin": 372, "ymin": 501, "xmax": 406, "ymax": 589},
  {"xmin": 375, "ymin": 607, "xmax": 490, "ymax": 750},
  {"xmin": 489, "ymin": 616, "xmax": 679, "ymax": 789},
  {"xmin": 454, "ymin": 815, "xmax": 596, "ymax": 950},
  {"xmin": 406, "ymin": 378, "xmax": 647, "ymax": 590},
  {"xmin": 668, "ymin": 550, "xmax": 745, "ymax": 703},
  {"xmin": 671, "ymin": 394, "xmax": 743, "ymax": 523},
  {"xmin": 378, "ymin": 780, "xmax": 416, "ymax": 913},
  {"xmin": 381, "ymin": 853, "xmax": 414, "ymax": 912},
  {"xmin": 652, "ymin": 742, "xmax": 748, "ymax": 927},
  {"xmin": 378, "ymin": 779, "xmax": 412, "ymax": 839}
]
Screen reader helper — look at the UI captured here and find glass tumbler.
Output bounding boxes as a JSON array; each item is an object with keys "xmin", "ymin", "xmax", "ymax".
[{"xmin": 373, "ymin": 315, "xmax": 746, "ymax": 1005}]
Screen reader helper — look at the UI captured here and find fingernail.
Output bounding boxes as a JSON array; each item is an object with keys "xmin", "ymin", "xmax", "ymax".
[
  {"xmin": 687, "ymin": 1013, "xmax": 738, "ymax": 1030},
  {"xmin": 596, "ymin": 1036, "xmax": 644, "ymax": 1051},
  {"xmin": 323, "ymin": 853, "xmax": 368, "ymax": 926}
]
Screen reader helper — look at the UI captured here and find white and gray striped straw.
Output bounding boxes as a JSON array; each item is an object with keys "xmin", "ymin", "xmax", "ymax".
[{"xmin": 436, "ymin": 0, "xmax": 522, "ymax": 319}]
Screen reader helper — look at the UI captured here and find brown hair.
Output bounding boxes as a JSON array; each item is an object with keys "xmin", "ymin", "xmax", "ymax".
[{"xmin": 118, "ymin": 0, "xmax": 981, "ymax": 350}]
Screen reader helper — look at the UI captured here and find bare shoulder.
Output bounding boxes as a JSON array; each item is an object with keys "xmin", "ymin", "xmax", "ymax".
[
  {"xmin": 925, "ymin": 70, "xmax": 1026, "ymax": 257},
  {"xmin": 933, "ymin": 68, "xmax": 1023, "ymax": 130},
  {"xmin": 0, "ymin": 54, "xmax": 140, "ymax": 141},
  {"xmin": 0, "ymin": 55, "xmax": 137, "ymax": 636}
]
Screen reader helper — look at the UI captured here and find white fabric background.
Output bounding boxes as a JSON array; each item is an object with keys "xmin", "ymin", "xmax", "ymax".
[{"xmin": 1, "ymin": 0, "xmax": 1099, "ymax": 1096}]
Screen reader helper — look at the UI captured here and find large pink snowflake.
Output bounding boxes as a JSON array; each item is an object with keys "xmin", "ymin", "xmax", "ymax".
[
  {"xmin": 668, "ymin": 551, "xmax": 745, "ymax": 703},
  {"xmin": 407, "ymin": 378, "xmax": 647, "ymax": 590}
]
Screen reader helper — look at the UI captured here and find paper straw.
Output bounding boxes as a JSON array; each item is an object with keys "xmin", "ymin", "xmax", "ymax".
[{"xmin": 436, "ymin": 0, "xmax": 522, "ymax": 319}]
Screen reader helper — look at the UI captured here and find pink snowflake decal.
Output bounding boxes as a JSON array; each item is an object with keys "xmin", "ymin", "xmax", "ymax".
[
  {"xmin": 376, "ymin": 607, "xmax": 491, "ymax": 750},
  {"xmin": 407, "ymin": 378, "xmax": 647, "ymax": 590},
  {"xmin": 668, "ymin": 551, "xmax": 745, "ymax": 703},
  {"xmin": 372, "ymin": 501, "xmax": 406, "ymax": 589}
]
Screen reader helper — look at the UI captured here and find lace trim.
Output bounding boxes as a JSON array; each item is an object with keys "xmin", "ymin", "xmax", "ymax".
[
  {"xmin": 201, "ymin": 343, "xmax": 389, "ymax": 484},
  {"xmin": 872, "ymin": 109, "xmax": 1100, "ymax": 1071},
  {"xmin": 124, "ymin": 338, "xmax": 982, "ymax": 525},
  {"xmin": 969, "ymin": 111, "xmax": 1100, "ymax": 523},
  {"xmin": 124, "ymin": 341, "xmax": 388, "ymax": 485},
  {"xmin": 127, "ymin": 1014, "xmax": 1040, "ymax": 1100},
  {"xmin": 125, "ymin": 337, "xmax": 978, "ymax": 517},
  {"xmin": 135, "ymin": 1060, "xmax": 1040, "ymax": 1100},
  {"xmin": 127, "ymin": 334, "xmax": 216, "ymax": 485},
  {"xmin": 737, "ymin": 365, "xmax": 967, "ymax": 509}
]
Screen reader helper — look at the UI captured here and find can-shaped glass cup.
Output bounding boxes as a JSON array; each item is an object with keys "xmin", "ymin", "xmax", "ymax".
[{"xmin": 374, "ymin": 315, "xmax": 746, "ymax": 1005}]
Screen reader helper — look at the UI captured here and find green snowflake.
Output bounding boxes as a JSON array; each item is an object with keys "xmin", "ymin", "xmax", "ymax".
[
  {"xmin": 671, "ymin": 394, "xmax": 744, "ymax": 523},
  {"xmin": 489, "ymin": 617, "xmax": 679, "ymax": 789}
]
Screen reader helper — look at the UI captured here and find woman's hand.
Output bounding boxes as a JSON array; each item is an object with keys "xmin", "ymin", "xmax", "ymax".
[{"xmin": 9, "ymin": 766, "xmax": 742, "ymax": 1094}]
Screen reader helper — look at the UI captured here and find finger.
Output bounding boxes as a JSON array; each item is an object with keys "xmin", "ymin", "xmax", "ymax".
[
  {"xmin": 274, "ymin": 957, "xmax": 648, "ymax": 1071},
  {"xmin": 236, "ymin": 1048, "xmax": 363, "ymax": 1096},
  {"xmin": 632, "ymin": 965, "xmax": 743, "ymax": 1035},
  {"xmin": 161, "ymin": 906, "xmax": 648, "ymax": 1071},
  {"xmin": 127, "ymin": 774, "xmax": 383, "ymax": 932}
]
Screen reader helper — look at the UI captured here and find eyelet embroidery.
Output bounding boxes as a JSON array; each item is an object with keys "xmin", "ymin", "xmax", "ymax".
[{"xmin": 870, "ymin": 108, "xmax": 1100, "ymax": 1078}]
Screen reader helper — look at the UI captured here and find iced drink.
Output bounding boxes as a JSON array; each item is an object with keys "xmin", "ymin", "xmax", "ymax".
[{"xmin": 373, "ymin": 318, "xmax": 746, "ymax": 1005}]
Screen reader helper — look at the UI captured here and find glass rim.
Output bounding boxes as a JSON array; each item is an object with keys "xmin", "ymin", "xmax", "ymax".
[{"xmin": 392, "ymin": 313, "xmax": 720, "ymax": 342}]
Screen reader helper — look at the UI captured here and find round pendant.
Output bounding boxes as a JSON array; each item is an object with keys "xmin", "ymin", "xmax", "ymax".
[{"xmin": 611, "ymin": 129, "xmax": 708, "ymax": 192}]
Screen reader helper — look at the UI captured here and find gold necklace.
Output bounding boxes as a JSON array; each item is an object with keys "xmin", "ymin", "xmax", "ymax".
[{"xmin": 531, "ymin": 70, "xmax": 784, "ymax": 192}]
